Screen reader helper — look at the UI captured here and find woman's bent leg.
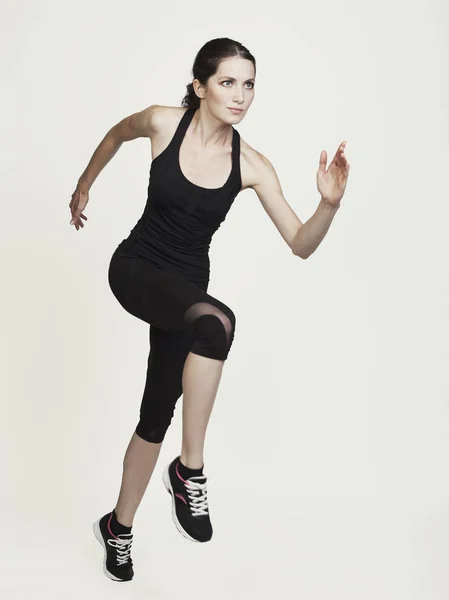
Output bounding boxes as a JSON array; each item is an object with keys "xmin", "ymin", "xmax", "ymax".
[
  {"xmin": 108, "ymin": 253, "xmax": 237, "ymax": 524},
  {"xmin": 180, "ymin": 352, "xmax": 224, "ymax": 469}
]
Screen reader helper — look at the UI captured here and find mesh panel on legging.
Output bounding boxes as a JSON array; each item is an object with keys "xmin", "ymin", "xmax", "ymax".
[
  {"xmin": 108, "ymin": 250, "xmax": 237, "ymax": 442},
  {"xmin": 183, "ymin": 301, "xmax": 235, "ymax": 360}
]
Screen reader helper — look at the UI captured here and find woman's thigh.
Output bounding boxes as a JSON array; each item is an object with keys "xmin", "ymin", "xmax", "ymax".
[{"xmin": 108, "ymin": 251, "xmax": 234, "ymax": 335}]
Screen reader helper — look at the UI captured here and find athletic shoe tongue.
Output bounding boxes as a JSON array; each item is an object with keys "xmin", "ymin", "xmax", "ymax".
[{"xmin": 188, "ymin": 475, "xmax": 206, "ymax": 482}]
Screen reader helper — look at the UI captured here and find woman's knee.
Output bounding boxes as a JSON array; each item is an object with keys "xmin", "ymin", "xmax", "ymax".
[{"xmin": 187, "ymin": 305, "xmax": 236, "ymax": 361}]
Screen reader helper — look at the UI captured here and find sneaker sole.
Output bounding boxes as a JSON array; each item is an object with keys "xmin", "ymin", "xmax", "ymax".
[
  {"xmin": 92, "ymin": 518, "xmax": 132, "ymax": 582},
  {"xmin": 162, "ymin": 464, "xmax": 202, "ymax": 543}
]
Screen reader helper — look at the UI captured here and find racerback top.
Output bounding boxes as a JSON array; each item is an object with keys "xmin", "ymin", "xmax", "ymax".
[{"xmin": 119, "ymin": 107, "xmax": 242, "ymax": 285}]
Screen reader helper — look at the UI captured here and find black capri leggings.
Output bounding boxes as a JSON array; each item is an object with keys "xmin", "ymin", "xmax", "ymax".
[{"xmin": 107, "ymin": 245, "xmax": 236, "ymax": 444}]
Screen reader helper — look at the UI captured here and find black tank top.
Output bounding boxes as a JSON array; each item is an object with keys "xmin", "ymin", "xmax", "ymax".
[{"xmin": 119, "ymin": 107, "xmax": 242, "ymax": 285}]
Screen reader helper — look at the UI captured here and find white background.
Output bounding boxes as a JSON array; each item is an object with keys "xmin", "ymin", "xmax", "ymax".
[{"xmin": 2, "ymin": 0, "xmax": 449, "ymax": 598}]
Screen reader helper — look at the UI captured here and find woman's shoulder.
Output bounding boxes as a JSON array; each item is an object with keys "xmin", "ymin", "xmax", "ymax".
[
  {"xmin": 239, "ymin": 136, "xmax": 262, "ymax": 164},
  {"xmin": 146, "ymin": 105, "xmax": 189, "ymax": 160},
  {"xmin": 147, "ymin": 105, "xmax": 188, "ymax": 135},
  {"xmin": 238, "ymin": 136, "xmax": 274, "ymax": 191}
]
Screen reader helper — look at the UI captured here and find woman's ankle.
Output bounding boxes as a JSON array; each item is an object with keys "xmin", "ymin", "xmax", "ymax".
[
  {"xmin": 113, "ymin": 507, "xmax": 134, "ymax": 528},
  {"xmin": 179, "ymin": 453, "xmax": 204, "ymax": 470}
]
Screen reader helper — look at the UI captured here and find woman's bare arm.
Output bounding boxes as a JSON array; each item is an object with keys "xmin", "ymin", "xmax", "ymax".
[
  {"xmin": 247, "ymin": 144, "xmax": 347, "ymax": 259},
  {"xmin": 70, "ymin": 105, "xmax": 160, "ymax": 229},
  {"xmin": 77, "ymin": 104, "xmax": 159, "ymax": 192}
]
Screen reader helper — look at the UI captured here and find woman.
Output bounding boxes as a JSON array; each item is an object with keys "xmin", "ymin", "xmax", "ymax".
[{"xmin": 69, "ymin": 37, "xmax": 350, "ymax": 582}]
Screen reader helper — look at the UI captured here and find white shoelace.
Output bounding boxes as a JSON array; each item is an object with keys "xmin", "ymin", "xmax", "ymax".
[
  {"xmin": 185, "ymin": 476, "xmax": 209, "ymax": 517},
  {"xmin": 108, "ymin": 534, "xmax": 133, "ymax": 566}
]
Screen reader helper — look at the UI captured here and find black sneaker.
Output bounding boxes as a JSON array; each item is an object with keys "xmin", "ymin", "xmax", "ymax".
[
  {"xmin": 162, "ymin": 456, "xmax": 213, "ymax": 542},
  {"xmin": 93, "ymin": 512, "xmax": 134, "ymax": 581}
]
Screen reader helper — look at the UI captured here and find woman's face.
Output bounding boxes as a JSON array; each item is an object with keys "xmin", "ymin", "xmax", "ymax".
[{"xmin": 194, "ymin": 55, "xmax": 256, "ymax": 122}]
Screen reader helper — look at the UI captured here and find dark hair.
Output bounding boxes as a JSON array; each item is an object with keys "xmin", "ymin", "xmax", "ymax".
[{"xmin": 181, "ymin": 38, "xmax": 256, "ymax": 109}]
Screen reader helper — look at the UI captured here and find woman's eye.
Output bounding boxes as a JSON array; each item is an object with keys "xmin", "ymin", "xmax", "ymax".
[{"xmin": 222, "ymin": 80, "xmax": 254, "ymax": 89}]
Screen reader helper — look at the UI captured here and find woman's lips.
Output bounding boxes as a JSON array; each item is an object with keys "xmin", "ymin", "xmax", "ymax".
[{"xmin": 228, "ymin": 107, "xmax": 243, "ymax": 113}]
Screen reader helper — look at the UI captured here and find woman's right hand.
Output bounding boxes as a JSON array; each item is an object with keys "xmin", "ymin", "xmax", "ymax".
[{"xmin": 69, "ymin": 186, "xmax": 89, "ymax": 230}]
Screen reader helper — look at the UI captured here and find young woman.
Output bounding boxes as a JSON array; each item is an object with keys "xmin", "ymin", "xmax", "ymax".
[{"xmin": 69, "ymin": 37, "xmax": 350, "ymax": 582}]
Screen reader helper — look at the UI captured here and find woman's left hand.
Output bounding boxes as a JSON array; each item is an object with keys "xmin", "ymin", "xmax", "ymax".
[{"xmin": 317, "ymin": 141, "xmax": 350, "ymax": 207}]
